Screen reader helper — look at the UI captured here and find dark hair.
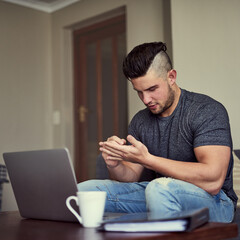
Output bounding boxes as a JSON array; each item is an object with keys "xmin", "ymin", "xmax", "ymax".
[{"xmin": 122, "ymin": 42, "xmax": 172, "ymax": 79}]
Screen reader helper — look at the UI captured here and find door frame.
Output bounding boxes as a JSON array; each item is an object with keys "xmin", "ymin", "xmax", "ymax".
[{"xmin": 73, "ymin": 15, "xmax": 126, "ymax": 182}]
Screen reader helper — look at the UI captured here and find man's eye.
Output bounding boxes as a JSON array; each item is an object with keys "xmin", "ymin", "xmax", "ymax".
[{"xmin": 149, "ymin": 87, "xmax": 156, "ymax": 91}]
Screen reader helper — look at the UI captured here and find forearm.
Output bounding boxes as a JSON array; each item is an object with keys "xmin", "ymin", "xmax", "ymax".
[
  {"xmin": 144, "ymin": 149, "xmax": 229, "ymax": 195},
  {"xmin": 107, "ymin": 161, "xmax": 143, "ymax": 182},
  {"xmin": 147, "ymin": 158, "xmax": 212, "ymax": 192}
]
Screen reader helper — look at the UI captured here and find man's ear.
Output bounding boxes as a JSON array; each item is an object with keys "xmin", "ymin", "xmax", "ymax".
[{"xmin": 167, "ymin": 69, "xmax": 177, "ymax": 85}]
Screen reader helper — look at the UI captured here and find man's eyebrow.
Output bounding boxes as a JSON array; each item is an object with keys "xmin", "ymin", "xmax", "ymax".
[
  {"xmin": 147, "ymin": 85, "xmax": 158, "ymax": 90},
  {"xmin": 133, "ymin": 85, "xmax": 159, "ymax": 92}
]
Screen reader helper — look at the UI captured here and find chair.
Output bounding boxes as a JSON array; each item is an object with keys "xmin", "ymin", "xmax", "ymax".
[
  {"xmin": 0, "ymin": 164, "xmax": 9, "ymax": 211},
  {"xmin": 232, "ymin": 150, "xmax": 240, "ymax": 239}
]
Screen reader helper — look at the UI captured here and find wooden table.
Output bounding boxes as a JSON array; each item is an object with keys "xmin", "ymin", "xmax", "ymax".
[{"xmin": 0, "ymin": 211, "xmax": 238, "ymax": 240}]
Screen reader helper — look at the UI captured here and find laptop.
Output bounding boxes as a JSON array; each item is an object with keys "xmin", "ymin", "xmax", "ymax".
[
  {"xmin": 3, "ymin": 148, "xmax": 79, "ymax": 222},
  {"xmin": 234, "ymin": 149, "xmax": 240, "ymax": 160}
]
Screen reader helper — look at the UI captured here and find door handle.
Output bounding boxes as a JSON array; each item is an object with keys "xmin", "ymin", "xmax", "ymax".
[{"xmin": 78, "ymin": 106, "xmax": 88, "ymax": 123}]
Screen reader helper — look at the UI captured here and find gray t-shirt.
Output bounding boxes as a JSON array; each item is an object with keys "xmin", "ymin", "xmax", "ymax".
[{"xmin": 128, "ymin": 89, "xmax": 238, "ymax": 208}]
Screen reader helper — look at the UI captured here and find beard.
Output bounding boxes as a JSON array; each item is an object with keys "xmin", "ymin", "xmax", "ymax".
[{"xmin": 149, "ymin": 85, "xmax": 175, "ymax": 115}]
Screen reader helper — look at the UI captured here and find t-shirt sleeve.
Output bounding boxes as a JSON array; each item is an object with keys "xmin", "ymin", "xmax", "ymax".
[{"xmin": 191, "ymin": 101, "xmax": 232, "ymax": 148}]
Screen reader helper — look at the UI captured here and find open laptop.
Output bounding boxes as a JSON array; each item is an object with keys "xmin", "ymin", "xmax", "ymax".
[
  {"xmin": 234, "ymin": 149, "xmax": 240, "ymax": 160},
  {"xmin": 3, "ymin": 148, "xmax": 79, "ymax": 222}
]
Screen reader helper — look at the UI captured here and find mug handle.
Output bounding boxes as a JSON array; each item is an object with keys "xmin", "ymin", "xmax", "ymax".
[{"xmin": 66, "ymin": 196, "xmax": 83, "ymax": 224}]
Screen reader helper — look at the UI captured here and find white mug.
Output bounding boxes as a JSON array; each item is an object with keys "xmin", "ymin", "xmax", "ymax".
[{"xmin": 66, "ymin": 191, "xmax": 106, "ymax": 228}]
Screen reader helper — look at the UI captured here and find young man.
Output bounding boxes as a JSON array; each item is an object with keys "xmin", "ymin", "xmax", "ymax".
[{"xmin": 78, "ymin": 42, "xmax": 237, "ymax": 222}]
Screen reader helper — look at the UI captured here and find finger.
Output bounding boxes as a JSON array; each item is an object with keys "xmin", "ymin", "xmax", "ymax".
[
  {"xmin": 120, "ymin": 138, "xmax": 127, "ymax": 145},
  {"xmin": 127, "ymin": 135, "xmax": 140, "ymax": 147},
  {"xmin": 102, "ymin": 144, "xmax": 125, "ymax": 157},
  {"xmin": 107, "ymin": 136, "xmax": 126, "ymax": 145},
  {"xmin": 104, "ymin": 141, "xmax": 131, "ymax": 156},
  {"xmin": 106, "ymin": 155, "xmax": 123, "ymax": 161},
  {"xmin": 99, "ymin": 146, "xmax": 123, "ymax": 158}
]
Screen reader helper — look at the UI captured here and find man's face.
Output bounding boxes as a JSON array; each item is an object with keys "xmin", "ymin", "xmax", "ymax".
[{"xmin": 131, "ymin": 70, "xmax": 175, "ymax": 117}]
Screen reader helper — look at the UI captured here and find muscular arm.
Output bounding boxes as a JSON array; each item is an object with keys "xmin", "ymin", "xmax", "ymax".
[
  {"xmin": 145, "ymin": 145, "xmax": 230, "ymax": 195},
  {"xmin": 103, "ymin": 135, "xmax": 231, "ymax": 195}
]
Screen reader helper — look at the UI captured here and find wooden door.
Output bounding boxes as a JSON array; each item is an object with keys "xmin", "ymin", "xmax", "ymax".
[{"xmin": 73, "ymin": 15, "xmax": 127, "ymax": 182}]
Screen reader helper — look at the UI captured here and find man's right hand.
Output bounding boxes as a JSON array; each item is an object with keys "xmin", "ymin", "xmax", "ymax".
[{"xmin": 99, "ymin": 136, "xmax": 126, "ymax": 168}]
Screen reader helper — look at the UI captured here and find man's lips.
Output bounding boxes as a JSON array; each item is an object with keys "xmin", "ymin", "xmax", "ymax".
[{"xmin": 148, "ymin": 104, "xmax": 157, "ymax": 110}]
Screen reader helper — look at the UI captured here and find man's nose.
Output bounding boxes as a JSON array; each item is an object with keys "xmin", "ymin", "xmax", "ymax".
[{"xmin": 142, "ymin": 93, "xmax": 152, "ymax": 105}]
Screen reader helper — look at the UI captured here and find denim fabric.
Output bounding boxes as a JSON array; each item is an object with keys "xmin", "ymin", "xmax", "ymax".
[
  {"xmin": 145, "ymin": 178, "xmax": 234, "ymax": 222},
  {"xmin": 77, "ymin": 179, "xmax": 148, "ymax": 213},
  {"xmin": 77, "ymin": 177, "xmax": 234, "ymax": 222}
]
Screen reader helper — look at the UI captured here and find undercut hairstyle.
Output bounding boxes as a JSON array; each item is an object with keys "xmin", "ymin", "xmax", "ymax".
[{"xmin": 122, "ymin": 42, "xmax": 172, "ymax": 80}]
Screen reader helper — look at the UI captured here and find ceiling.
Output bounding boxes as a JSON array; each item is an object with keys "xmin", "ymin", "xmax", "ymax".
[{"xmin": 3, "ymin": 0, "xmax": 82, "ymax": 13}]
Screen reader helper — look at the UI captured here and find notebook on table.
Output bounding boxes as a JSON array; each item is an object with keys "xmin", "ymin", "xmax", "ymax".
[
  {"xmin": 99, "ymin": 207, "xmax": 209, "ymax": 232},
  {"xmin": 3, "ymin": 148, "xmax": 79, "ymax": 222}
]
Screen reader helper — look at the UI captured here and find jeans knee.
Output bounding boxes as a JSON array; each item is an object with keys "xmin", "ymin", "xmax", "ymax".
[
  {"xmin": 77, "ymin": 179, "xmax": 108, "ymax": 192},
  {"xmin": 146, "ymin": 177, "xmax": 173, "ymax": 196},
  {"xmin": 145, "ymin": 178, "xmax": 181, "ymax": 212}
]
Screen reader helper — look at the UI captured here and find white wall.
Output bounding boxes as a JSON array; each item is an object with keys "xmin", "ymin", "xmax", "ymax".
[
  {"xmin": 0, "ymin": 2, "xmax": 52, "ymax": 211},
  {"xmin": 171, "ymin": 0, "xmax": 240, "ymax": 149}
]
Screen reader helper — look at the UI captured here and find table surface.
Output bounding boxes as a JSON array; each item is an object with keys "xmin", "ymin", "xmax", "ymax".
[{"xmin": 0, "ymin": 211, "xmax": 238, "ymax": 240}]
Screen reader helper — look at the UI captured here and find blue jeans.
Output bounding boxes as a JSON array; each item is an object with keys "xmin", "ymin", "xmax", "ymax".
[{"xmin": 77, "ymin": 177, "xmax": 234, "ymax": 222}]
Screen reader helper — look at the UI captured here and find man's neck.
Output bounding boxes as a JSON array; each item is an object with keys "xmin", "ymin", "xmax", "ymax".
[{"xmin": 160, "ymin": 86, "xmax": 181, "ymax": 118}]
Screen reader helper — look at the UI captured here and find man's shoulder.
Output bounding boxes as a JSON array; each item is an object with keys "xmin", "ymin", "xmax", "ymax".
[
  {"xmin": 181, "ymin": 89, "xmax": 224, "ymax": 110},
  {"xmin": 180, "ymin": 89, "xmax": 229, "ymax": 128},
  {"xmin": 183, "ymin": 89, "xmax": 217, "ymax": 103}
]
